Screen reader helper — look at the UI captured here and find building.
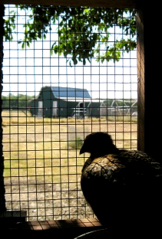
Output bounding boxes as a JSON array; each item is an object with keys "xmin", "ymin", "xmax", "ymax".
[{"xmin": 28, "ymin": 86, "xmax": 103, "ymax": 118}]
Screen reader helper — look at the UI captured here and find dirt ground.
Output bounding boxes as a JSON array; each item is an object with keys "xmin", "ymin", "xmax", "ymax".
[
  {"xmin": 3, "ymin": 117, "xmax": 137, "ymax": 221},
  {"xmin": 4, "ymin": 177, "xmax": 93, "ymax": 221}
]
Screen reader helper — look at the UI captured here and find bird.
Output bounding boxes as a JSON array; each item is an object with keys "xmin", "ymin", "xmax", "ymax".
[{"xmin": 80, "ymin": 132, "xmax": 162, "ymax": 239}]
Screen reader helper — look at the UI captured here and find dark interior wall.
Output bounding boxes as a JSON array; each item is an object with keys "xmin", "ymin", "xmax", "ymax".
[
  {"xmin": 0, "ymin": 5, "xmax": 6, "ymax": 212},
  {"xmin": 0, "ymin": 0, "xmax": 137, "ymax": 7}
]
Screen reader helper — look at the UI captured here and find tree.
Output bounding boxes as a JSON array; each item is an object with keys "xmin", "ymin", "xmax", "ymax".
[
  {"xmin": 2, "ymin": 94, "xmax": 34, "ymax": 109},
  {"xmin": 4, "ymin": 5, "xmax": 136, "ymax": 65}
]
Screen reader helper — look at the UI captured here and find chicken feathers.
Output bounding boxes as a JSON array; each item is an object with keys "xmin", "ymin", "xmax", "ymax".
[{"xmin": 80, "ymin": 132, "xmax": 162, "ymax": 238}]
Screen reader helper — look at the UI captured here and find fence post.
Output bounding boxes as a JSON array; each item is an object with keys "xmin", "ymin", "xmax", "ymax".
[{"xmin": 137, "ymin": 5, "xmax": 161, "ymax": 162}]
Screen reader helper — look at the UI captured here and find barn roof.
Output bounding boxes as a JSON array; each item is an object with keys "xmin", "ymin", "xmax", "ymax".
[{"xmin": 51, "ymin": 86, "xmax": 91, "ymax": 99}]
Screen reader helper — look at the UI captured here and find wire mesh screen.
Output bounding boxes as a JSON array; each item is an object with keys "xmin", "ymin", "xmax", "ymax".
[{"xmin": 2, "ymin": 5, "xmax": 137, "ymax": 221}]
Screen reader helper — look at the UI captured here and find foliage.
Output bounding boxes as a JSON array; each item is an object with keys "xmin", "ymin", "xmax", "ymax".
[
  {"xmin": 4, "ymin": 10, "xmax": 16, "ymax": 41},
  {"xmin": 69, "ymin": 136, "xmax": 83, "ymax": 150},
  {"xmin": 4, "ymin": 5, "xmax": 137, "ymax": 65},
  {"xmin": 2, "ymin": 94, "xmax": 34, "ymax": 109}
]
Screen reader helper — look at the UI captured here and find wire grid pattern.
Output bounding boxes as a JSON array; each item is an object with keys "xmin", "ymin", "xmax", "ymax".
[{"xmin": 2, "ymin": 5, "xmax": 137, "ymax": 221}]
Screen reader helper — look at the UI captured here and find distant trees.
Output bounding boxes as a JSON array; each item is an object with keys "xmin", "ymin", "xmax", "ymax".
[
  {"xmin": 2, "ymin": 94, "xmax": 34, "ymax": 109},
  {"xmin": 2, "ymin": 94, "xmax": 137, "ymax": 110}
]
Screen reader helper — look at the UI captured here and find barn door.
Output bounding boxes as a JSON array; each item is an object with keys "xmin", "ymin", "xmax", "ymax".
[
  {"xmin": 53, "ymin": 101, "xmax": 57, "ymax": 117},
  {"xmin": 38, "ymin": 101, "xmax": 43, "ymax": 117}
]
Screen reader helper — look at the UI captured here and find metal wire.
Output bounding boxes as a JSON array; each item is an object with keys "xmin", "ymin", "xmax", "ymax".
[{"xmin": 2, "ymin": 5, "xmax": 137, "ymax": 221}]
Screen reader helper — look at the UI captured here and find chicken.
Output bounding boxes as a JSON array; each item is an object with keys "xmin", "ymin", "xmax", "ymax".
[{"xmin": 80, "ymin": 132, "xmax": 162, "ymax": 238}]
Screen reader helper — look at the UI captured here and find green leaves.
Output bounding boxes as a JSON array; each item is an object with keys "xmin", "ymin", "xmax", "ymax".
[
  {"xmin": 115, "ymin": 39, "xmax": 136, "ymax": 53},
  {"xmin": 4, "ymin": 6, "xmax": 137, "ymax": 65},
  {"xmin": 4, "ymin": 10, "xmax": 16, "ymax": 41}
]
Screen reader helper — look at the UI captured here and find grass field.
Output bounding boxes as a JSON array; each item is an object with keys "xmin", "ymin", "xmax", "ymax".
[
  {"xmin": 2, "ymin": 110, "xmax": 137, "ymax": 220},
  {"xmin": 2, "ymin": 110, "xmax": 137, "ymax": 180}
]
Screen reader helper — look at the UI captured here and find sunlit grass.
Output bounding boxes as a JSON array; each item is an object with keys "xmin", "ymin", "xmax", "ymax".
[
  {"xmin": 2, "ymin": 110, "xmax": 137, "ymax": 182},
  {"xmin": 2, "ymin": 110, "xmax": 137, "ymax": 125}
]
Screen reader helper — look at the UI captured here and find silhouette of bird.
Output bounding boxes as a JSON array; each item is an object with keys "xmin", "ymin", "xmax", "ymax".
[{"xmin": 80, "ymin": 132, "xmax": 162, "ymax": 238}]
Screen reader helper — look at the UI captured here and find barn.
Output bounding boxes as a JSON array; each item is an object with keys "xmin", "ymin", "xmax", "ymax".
[{"xmin": 28, "ymin": 86, "xmax": 103, "ymax": 118}]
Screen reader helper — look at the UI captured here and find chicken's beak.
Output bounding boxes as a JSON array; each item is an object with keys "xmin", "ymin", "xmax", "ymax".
[{"xmin": 80, "ymin": 144, "xmax": 85, "ymax": 154}]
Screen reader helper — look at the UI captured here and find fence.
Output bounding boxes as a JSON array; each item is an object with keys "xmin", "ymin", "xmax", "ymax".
[{"xmin": 2, "ymin": 5, "xmax": 137, "ymax": 221}]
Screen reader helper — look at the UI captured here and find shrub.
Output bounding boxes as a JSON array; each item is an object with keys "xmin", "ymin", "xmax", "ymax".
[{"xmin": 69, "ymin": 136, "xmax": 83, "ymax": 150}]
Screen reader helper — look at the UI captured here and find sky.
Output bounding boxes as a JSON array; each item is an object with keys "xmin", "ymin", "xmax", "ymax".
[{"xmin": 2, "ymin": 5, "xmax": 138, "ymax": 99}]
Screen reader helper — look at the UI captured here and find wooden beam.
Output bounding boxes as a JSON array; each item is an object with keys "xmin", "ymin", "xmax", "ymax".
[
  {"xmin": 137, "ymin": 8, "xmax": 145, "ymax": 152},
  {"xmin": 137, "ymin": 5, "xmax": 162, "ymax": 162},
  {"xmin": 0, "ymin": 0, "xmax": 138, "ymax": 8}
]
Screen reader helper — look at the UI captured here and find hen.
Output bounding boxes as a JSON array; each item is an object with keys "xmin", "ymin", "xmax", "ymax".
[{"xmin": 80, "ymin": 132, "xmax": 162, "ymax": 238}]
